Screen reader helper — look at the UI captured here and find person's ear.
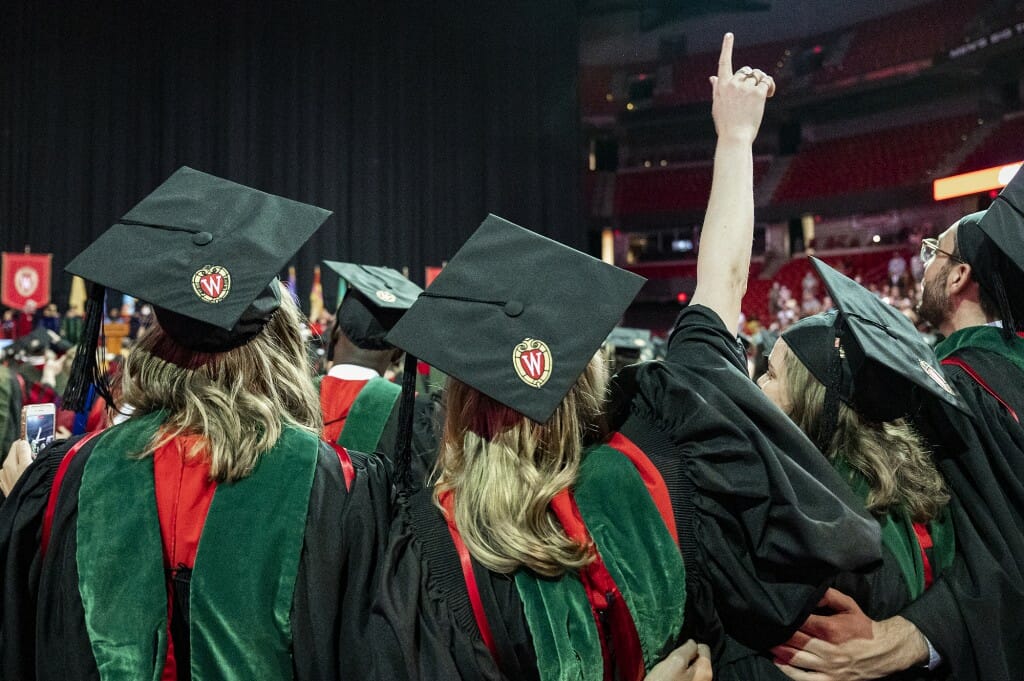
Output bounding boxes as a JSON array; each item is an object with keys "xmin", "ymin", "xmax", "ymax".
[{"xmin": 947, "ymin": 262, "xmax": 972, "ymax": 296}]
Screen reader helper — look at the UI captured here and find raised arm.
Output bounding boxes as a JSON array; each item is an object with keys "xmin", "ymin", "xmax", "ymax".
[{"xmin": 690, "ymin": 33, "xmax": 774, "ymax": 330}]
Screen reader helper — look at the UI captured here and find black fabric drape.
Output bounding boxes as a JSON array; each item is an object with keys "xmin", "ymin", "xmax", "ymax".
[{"xmin": 0, "ymin": 1, "xmax": 581, "ymax": 311}]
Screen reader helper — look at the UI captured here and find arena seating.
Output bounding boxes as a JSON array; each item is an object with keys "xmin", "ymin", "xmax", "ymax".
[
  {"xmin": 581, "ymin": 0, "xmax": 983, "ymax": 115},
  {"xmin": 614, "ymin": 160, "xmax": 770, "ymax": 215},
  {"xmin": 816, "ymin": 0, "xmax": 981, "ymax": 86},
  {"xmin": 956, "ymin": 114, "xmax": 1024, "ymax": 172},
  {"xmin": 773, "ymin": 115, "xmax": 978, "ymax": 203}
]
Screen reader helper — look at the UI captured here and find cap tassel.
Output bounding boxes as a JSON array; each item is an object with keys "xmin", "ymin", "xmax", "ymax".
[
  {"xmin": 992, "ymin": 278, "xmax": 1018, "ymax": 340},
  {"xmin": 393, "ymin": 352, "xmax": 419, "ymax": 490},
  {"xmin": 62, "ymin": 283, "xmax": 109, "ymax": 412},
  {"xmin": 816, "ymin": 324, "xmax": 843, "ymax": 453}
]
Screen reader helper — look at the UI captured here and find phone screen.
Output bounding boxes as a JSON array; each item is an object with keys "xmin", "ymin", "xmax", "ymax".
[{"xmin": 22, "ymin": 405, "xmax": 56, "ymax": 459}]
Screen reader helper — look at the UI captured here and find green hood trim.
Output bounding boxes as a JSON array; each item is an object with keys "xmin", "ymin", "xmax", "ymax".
[
  {"xmin": 77, "ymin": 411, "xmax": 319, "ymax": 680},
  {"xmin": 338, "ymin": 376, "xmax": 401, "ymax": 452},
  {"xmin": 834, "ymin": 457, "xmax": 955, "ymax": 600},
  {"xmin": 934, "ymin": 325, "xmax": 1024, "ymax": 374},
  {"xmin": 514, "ymin": 443, "xmax": 686, "ymax": 680}
]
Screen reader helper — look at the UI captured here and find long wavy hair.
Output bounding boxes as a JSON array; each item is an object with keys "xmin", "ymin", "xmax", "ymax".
[
  {"xmin": 119, "ymin": 294, "xmax": 322, "ymax": 482},
  {"xmin": 433, "ymin": 353, "xmax": 609, "ymax": 577},
  {"xmin": 783, "ymin": 349, "xmax": 948, "ymax": 522}
]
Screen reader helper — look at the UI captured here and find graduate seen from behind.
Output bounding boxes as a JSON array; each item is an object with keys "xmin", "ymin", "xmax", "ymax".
[
  {"xmin": 373, "ymin": 212, "xmax": 710, "ymax": 680},
  {"xmin": 319, "ymin": 262, "xmax": 421, "ymax": 456},
  {"xmin": 0, "ymin": 167, "xmax": 391, "ymax": 681},
  {"xmin": 729, "ymin": 258, "xmax": 961, "ymax": 681}
]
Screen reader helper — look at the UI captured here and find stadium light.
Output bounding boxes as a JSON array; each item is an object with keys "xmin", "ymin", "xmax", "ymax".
[{"xmin": 933, "ymin": 162, "xmax": 1023, "ymax": 201}]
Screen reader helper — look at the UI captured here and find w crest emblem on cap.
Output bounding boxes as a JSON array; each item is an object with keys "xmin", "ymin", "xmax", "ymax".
[
  {"xmin": 193, "ymin": 265, "xmax": 231, "ymax": 303},
  {"xmin": 513, "ymin": 338, "xmax": 552, "ymax": 388}
]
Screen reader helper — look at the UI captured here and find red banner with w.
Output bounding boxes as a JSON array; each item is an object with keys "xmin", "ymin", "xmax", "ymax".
[{"xmin": 2, "ymin": 252, "xmax": 52, "ymax": 309}]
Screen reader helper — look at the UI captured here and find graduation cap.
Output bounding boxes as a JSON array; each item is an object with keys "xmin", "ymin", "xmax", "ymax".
[
  {"xmin": 739, "ymin": 329, "xmax": 777, "ymax": 355},
  {"xmin": 322, "ymin": 261, "xmax": 422, "ymax": 351},
  {"xmin": 4, "ymin": 328, "xmax": 72, "ymax": 359},
  {"xmin": 783, "ymin": 258, "xmax": 966, "ymax": 447},
  {"xmin": 61, "ymin": 166, "xmax": 332, "ymax": 410},
  {"xmin": 757, "ymin": 329, "xmax": 779, "ymax": 354},
  {"xmin": 387, "ymin": 214, "xmax": 645, "ymax": 426},
  {"xmin": 956, "ymin": 165, "xmax": 1024, "ymax": 335},
  {"xmin": 605, "ymin": 327, "xmax": 652, "ymax": 350}
]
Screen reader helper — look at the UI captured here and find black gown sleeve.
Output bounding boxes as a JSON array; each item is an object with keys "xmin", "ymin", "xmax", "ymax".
[
  {"xmin": 0, "ymin": 436, "xmax": 88, "ymax": 681},
  {"xmin": 291, "ymin": 443, "xmax": 394, "ymax": 681},
  {"xmin": 612, "ymin": 305, "xmax": 882, "ymax": 653},
  {"xmin": 715, "ymin": 541, "xmax": 932, "ymax": 681}
]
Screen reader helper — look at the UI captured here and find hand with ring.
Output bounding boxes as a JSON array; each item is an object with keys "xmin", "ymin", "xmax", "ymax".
[{"xmin": 709, "ymin": 33, "xmax": 776, "ymax": 145}]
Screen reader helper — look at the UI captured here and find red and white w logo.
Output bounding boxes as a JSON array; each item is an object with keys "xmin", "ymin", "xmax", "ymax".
[
  {"xmin": 192, "ymin": 265, "xmax": 231, "ymax": 303},
  {"xmin": 519, "ymin": 349, "xmax": 546, "ymax": 380},
  {"xmin": 513, "ymin": 338, "xmax": 552, "ymax": 388},
  {"xmin": 200, "ymin": 273, "xmax": 224, "ymax": 299}
]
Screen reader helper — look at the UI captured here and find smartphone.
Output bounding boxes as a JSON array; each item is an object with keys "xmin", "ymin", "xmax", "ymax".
[{"xmin": 21, "ymin": 403, "xmax": 56, "ymax": 459}]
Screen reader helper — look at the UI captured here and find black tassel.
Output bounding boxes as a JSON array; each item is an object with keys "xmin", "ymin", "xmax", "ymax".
[
  {"xmin": 394, "ymin": 352, "xmax": 419, "ymax": 490},
  {"xmin": 817, "ymin": 322, "xmax": 843, "ymax": 453},
  {"xmin": 992, "ymin": 278, "xmax": 1017, "ymax": 341},
  {"xmin": 62, "ymin": 283, "xmax": 109, "ymax": 412}
]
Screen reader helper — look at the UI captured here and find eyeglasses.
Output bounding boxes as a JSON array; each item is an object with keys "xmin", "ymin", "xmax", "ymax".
[{"xmin": 920, "ymin": 238, "xmax": 965, "ymax": 266}]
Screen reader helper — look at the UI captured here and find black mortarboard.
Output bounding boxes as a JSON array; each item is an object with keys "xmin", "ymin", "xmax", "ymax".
[
  {"xmin": 956, "ymin": 165, "xmax": 1024, "ymax": 333},
  {"xmin": 783, "ymin": 258, "xmax": 965, "ymax": 437},
  {"xmin": 5, "ymin": 328, "xmax": 72, "ymax": 359},
  {"xmin": 605, "ymin": 327, "xmax": 652, "ymax": 350},
  {"xmin": 387, "ymin": 214, "xmax": 645, "ymax": 425},
  {"xmin": 61, "ymin": 166, "xmax": 332, "ymax": 410},
  {"xmin": 757, "ymin": 329, "xmax": 779, "ymax": 354},
  {"xmin": 606, "ymin": 327, "xmax": 653, "ymax": 372},
  {"xmin": 323, "ymin": 261, "xmax": 422, "ymax": 351}
]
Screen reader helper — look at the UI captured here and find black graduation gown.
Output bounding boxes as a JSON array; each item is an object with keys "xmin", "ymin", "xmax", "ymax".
[
  {"xmin": 369, "ymin": 444, "xmax": 688, "ymax": 680},
  {"xmin": 900, "ymin": 348, "xmax": 1024, "ymax": 681},
  {"xmin": 0, "ymin": 432, "xmax": 391, "ymax": 681},
  {"xmin": 356, "ymin": 390, "xmax": 441, "ymax": 486},
  {"xmin": 715, "ymin": 539, "xmax": 944, "ymax": 681},
  {"xmin": 369, "ymin": 486, "xmax": 539, "ymax": 680},
  {"xmin": 607, "ymin": 305, "xmax": 883, "ymax": 655}
]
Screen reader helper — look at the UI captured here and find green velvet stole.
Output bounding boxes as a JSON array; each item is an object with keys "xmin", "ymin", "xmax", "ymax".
[
  {"xmin": 834, "ymin": 458, "xmax": 955, "ymax": 600},
  {"xmin": 338, "ymin": 376, "xmax": 401, "ymax": 453},
  {"xmin": 933, "ymin": 325, "xmax": 1024, "ymax": 373},
  {"xmin": 76, "ymin": 411, "xmax": 319, "ymax": 680},
  {"xmin": 514, "ymin": 444, "xmax": 687, "ymax": 681},
  {"xmin": 77, "ymin": 412, "xmax": 169, "ymax": 681}
]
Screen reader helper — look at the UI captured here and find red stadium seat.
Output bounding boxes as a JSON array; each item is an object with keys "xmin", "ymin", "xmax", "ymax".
[{"xmin": 774, "ymin": 115, "xmax": 978, "ymax": 203}]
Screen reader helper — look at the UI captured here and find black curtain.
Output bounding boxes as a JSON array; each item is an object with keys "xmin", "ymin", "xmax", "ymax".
[{"xmin": 0, "ymin": 1, "xmax": 581, "ymax": 312}]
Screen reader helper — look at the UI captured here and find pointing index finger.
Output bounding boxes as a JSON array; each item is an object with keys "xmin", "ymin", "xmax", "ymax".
[{"xmin": 718, "ymin": 32, "xmax": 734, "ymax": 82}]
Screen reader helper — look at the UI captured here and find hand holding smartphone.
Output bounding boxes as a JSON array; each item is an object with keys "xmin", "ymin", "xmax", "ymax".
[{"xmin": 21, "ymin": 403, "xmax": 56, "ymax": 459}]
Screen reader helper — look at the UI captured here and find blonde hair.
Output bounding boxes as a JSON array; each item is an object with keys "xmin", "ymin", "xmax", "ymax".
[
  {"xmin": 783, "ymin": 349, "xmax": 948, "ymax": 522},
  {"xmin": 120, "ymin": 295, "xmax": 322, "ymax": 482},
  {"xmin": 433, "ymin": 354, "xmax": 609, "ymax": 577}
]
